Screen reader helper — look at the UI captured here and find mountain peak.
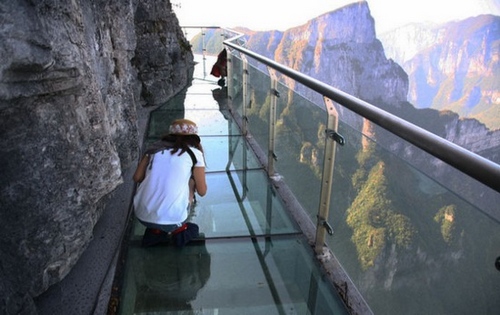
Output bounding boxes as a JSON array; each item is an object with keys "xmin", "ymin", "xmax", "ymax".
[{"xmin": 287, "ymin": 1, "xmax": 376, "ymax": 43}]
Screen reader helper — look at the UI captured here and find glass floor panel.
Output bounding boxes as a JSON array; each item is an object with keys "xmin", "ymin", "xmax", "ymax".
[
  {"xmin": 129, "ymin": 170, "xmax": 301, "ymax": 240},
  {"xmin": 202, "ymin": 136, "xmax": 262, "ymax": 173},
  {"xmin": 185, "ymin": 109, "xmax": 235, "ymax": 136},
  {"xmin": 119, "ymin": 237, "xmax": 348, "ymax": 315},
  {"xmin": 183, "ymin": 92, "xmax": 225, "ymax": 110},
  {"xmin": 148, "ymin": 108, "xmax": 234, "ymax": 138},
  {"xmin": 183, "ymin": 81, "xmax": 220, "ymax": 95}
]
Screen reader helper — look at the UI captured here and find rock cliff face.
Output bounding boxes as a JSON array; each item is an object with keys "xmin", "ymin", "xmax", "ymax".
[
  {"xmin": 239, "ymin": 2, "xmax": 408, "ymax": 129},
  {"xmin": 276, "ymin": 2, "xmax": 406, "ymax": 103},
  {"xmin": 380, "ymin": 15, "xmax": 500, "ymax": 130},
  {"xmin": 0, "ymin": 0, "xmax": 193, "ymax": 313}
]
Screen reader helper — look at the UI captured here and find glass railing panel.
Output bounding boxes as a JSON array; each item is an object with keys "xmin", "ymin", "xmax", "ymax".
[
  {"xmin": 321, "ymin": 124, "xmax": 500, "ymax": 314},
  {"xmin": 226, "ymin": 49, "xmax": 500, "ymax": 314},
  {"xmin": 240, "ymin": 61, "xmax": 273, "ymax": 156},
  {"xmin": 238, "ymin": 67, "xmax": 327, "ymax": 223},
  {"xmin": 228, "ymin": 53, "xmax": 244, "ymax": 114},
  {"xmin": 273, "ymin": 81, "xmax": 326, "ymax": 220},
  {"xmin": 118, "ymin": 236, "xmax": 348, "ymax": 315}
]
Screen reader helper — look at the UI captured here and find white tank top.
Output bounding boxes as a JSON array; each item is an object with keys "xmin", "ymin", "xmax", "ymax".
[{"xmin": 133, "ymin": 147, "xmax": 205, "ymax": 224}]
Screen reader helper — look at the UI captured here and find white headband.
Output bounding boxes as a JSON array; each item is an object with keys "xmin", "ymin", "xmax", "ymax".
[{"xmin": 169, "ymin": 121, "xmax": 198, "ymax": 135}]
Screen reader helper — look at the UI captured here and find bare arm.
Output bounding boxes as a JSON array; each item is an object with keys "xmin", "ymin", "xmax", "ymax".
[
  {"xmin": 192, "ymin": 166, "xmax": 207, "ymax": 196},
  {"xmin": 133, "ymin": 154, "xmax": 150, "ymax": 183}
]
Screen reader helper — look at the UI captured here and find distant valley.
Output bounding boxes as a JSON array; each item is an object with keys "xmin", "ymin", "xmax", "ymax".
[{"xmin": 379, "ymin": 15, "xmax": 500, "ymax": 130}]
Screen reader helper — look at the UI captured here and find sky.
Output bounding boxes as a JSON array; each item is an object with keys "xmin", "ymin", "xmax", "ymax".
[{"xmin": 173, "ymin": 0, "xmax": 500, "ymax": 34}]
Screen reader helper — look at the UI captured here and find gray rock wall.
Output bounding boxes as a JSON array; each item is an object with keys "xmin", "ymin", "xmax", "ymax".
[{"xmin": 0, "ymin": 0, "xmax": 193, "ymax": 313}]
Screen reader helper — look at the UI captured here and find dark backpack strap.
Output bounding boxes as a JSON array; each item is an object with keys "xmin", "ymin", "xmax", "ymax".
[
  {"xmin": 145, "ymin": 141, "xmax": 197, "ymax": 169},
  {"xmin": 185, "ymin": 147, "xmax": 197, "ymax": 168}
]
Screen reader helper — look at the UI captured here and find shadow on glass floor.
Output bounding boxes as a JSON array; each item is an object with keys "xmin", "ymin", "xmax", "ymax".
[{"xmin": 119, "ymin": 236, "xmax": 347, "ymax": 314}]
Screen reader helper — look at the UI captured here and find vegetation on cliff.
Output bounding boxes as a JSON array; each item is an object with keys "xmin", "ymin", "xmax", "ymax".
[{"xmin": 347, "ymin": 160, "xmax": 415, "ymax": 270}]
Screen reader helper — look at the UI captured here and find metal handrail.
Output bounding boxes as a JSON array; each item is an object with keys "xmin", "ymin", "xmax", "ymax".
[{"xmin": 223, "ymin": 39, "xmax": 500, "ymax": 194}]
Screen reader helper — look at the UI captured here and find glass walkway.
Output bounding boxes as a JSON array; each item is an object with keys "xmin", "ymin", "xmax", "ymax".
[
  {"xmin": 111, "ymin": 56, "xmax": 349, "ymax": 314},
  {"xmin": 109, "ymin": 27, "xmax": 500, "ymax": 313}
]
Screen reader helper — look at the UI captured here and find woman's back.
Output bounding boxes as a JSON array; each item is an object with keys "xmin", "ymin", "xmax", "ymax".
[{"xmin": 134, "ymin": 147, "xmax": 203, "ymax": 224}]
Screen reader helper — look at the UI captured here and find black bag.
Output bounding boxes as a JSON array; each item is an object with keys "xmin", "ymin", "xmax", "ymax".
[
  {"xmin": 142, "ymin": 223, "xmax": 200, "ymax": 247},
  {"xmin": 172, "ymin": 222, "xmax": 200, "ymax": 247}
]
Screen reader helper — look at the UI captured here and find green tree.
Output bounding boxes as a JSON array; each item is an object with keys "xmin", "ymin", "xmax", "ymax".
[
  {"xmin": 434, "ymin": 205, "xmax": 459, "ymax": 245},
  {"xmin": 347, "ymin": 161, "xmax": 415, "ymax": 270}
]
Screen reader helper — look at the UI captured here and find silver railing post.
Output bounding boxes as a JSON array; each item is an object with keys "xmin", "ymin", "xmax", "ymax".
[
  {"xmin": 241, "ymin": 55, "xmax": 249, "ymax": 136},
  {"xmin": 226, "ymin": 49, "xmax": 233, "ymax": 102},
  {"xmin": 315, "ymin": 97, "xmax": 343, "ymax": 254},
  {"xmin": 267, "ymin": 68, "xmax": 279, "ymax": 177},
  {"xmin": 241, "ymin": 55, "xmax": 249, "ymax": 199},
  {"xmin": 201, "ymin": 28, "xmax": 207, "ymax": 78}
]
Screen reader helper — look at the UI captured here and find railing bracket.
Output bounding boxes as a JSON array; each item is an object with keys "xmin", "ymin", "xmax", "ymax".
[
  {"xmin": 271, "ymin": 89, "xmax": 280, "ymax": 98},
  {"xmin": 325, "ymin": 129, "xmax": 345, "ymax": 146},
  {"xmin": 320, "ymin": 219, "xmax": 334, "ymax": 235}
]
